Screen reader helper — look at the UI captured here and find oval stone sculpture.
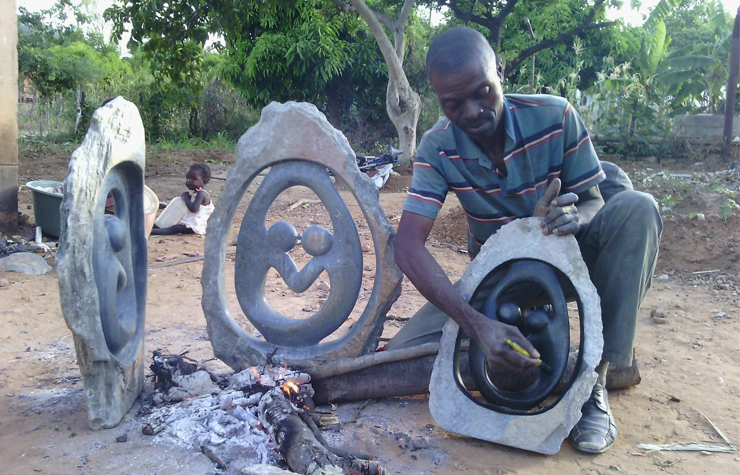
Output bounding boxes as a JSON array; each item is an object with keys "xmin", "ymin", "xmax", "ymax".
[
  {"xmin": 235, "ymin": 161, "xmax": 363, "ymax": 346},
  {"xmin": 429, "ymin": 217, "xmax": 603, "ymax": 455},
  {"xmin": 202, "ymin": 102, "xmax": 403, "ymax": 369},
  {"xmin": 58, "ymin": 98, "xmax": 147, "ymax": 430}
]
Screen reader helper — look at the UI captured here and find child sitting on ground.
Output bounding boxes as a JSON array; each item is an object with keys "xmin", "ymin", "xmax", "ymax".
[{"xmin": 151, "ymin": 163, "xmax": 214, "ymax": 236}]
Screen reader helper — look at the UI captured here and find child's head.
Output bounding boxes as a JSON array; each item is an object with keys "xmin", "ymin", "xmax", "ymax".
[{"xmin": 186, "ymin": 163, "xmax": 212, "ymax": 190}]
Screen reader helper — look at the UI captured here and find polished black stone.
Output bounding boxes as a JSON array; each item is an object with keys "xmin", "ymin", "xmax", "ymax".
[{"xmin": 467, "ymin": 259, "xmax": 571, "ymax": 411}]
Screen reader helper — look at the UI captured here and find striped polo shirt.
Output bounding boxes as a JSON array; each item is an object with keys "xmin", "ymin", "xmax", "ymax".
[{"xmin": 403, "ymin": 94, "xmax": 605, "ymax": 256}]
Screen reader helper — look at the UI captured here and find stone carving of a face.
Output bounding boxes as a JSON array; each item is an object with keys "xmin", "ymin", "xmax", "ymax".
[
  {"xmin": 92, "ymin": 164, "xmax": 145, "ymax": 360},
  {"xmin": 235, "ymin": 161, "xmax": 363, "ymax": 347}
]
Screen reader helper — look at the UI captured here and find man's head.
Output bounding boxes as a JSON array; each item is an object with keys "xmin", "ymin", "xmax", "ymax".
[{"xmin": 427, "ymin": 27, "xmax": 504, "ymax": 142}]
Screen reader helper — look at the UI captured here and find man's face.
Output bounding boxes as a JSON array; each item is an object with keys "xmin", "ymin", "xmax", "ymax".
[{"xmin": 430, "ymin": 52, "xmax": 504, "ymax": 141}]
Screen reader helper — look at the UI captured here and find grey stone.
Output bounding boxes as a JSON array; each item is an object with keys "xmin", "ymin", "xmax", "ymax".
[
  {"xmin": 0, "ymin": 252, "xmax": 51, "ymax": 275},
  {"xmin": 241, "ymin": 465, "xmax": 299, "ymax": 475},
  {"xmin": 235, "ymin": 162, "xmax": 363, "ymax": 346},
  {"xmin": 57, "ymin": 97, "xmax": 148, "ymax": 430},
  {"xmin": 429, "ymin": 218, "xmax": 603, "ymax": 455},
  {"xmin": 202, "ymin": 102, "xmax": 403, "ymax": 369}
]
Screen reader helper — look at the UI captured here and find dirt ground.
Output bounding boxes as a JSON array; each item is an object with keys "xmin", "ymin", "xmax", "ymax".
[{"xmin": 1, "ymin": 148, "xmax": 739, "ymax": 474}]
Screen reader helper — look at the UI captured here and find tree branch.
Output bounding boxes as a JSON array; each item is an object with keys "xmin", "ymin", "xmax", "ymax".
[
  {"xmin": 443, "ymin": 0, "xmax": 491, "ymax": 29},
  {"xmin": 329, "ymin": 0, "xmax": 354, "ymax": 13},
  {"xmin": 494, "ymin": 0, "xmax": 519, "ymax": 23},
  {"xmin": 506, "ymin": 20, "xmax": 616, "ymax": 75},
  {"xmin": 348, "ymin": 0, "xmax": 410, "ymax": 92}
]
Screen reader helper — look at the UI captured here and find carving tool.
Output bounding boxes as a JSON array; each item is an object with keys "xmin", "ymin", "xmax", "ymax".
[{"xmin": 505, "ymin": 339, "xmax": 553, "ymax": 374}]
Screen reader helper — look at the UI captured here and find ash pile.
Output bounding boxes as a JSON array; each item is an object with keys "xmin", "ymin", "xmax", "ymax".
[{"xmin": 139, "ymin": 351, "xmax": 313, "ymax": 474}]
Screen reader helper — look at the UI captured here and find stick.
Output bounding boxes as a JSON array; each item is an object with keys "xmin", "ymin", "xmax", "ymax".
[
  {"xmin": 692, "ymin": 269, "xmax": 721, "ymax": 275},
  {"xmin": 700, "ymin": 410, "xmax": 736, "ymax": 451},
  {"xmin": 290, "ymin": 343, "xmax": 442, "ymax": 380},
  {"xmin": 288, "ymin": 198, "xmax": 321, "ymax": 211},
  {"xmin": 148, "ymin": 249, "xmax": 236, "ymax": 270}
]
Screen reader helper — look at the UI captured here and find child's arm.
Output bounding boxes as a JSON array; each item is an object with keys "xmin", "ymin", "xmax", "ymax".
[{"xmin": 181, "ymin": 190, "xmax": 209, "ymax": 212}]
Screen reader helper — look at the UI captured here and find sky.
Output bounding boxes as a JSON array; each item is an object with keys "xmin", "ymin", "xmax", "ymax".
[{"xmin": 17, "ymin": 0, "xmax": 740, "ymax": 35}]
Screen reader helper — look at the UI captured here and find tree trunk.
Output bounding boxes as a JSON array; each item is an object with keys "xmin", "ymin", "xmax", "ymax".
[
  {"xmin": 628, "ymin": 97, "xmax": 639, "ymax": 137},
  {"xmin": 347, "ymin": 0, "xmax": 420, "ymax": 168},
  {"xmin": 387, "ymin": 78, "xmax": 420, "ymax": 169},
  {"xmin": 326, "ymin": 84, "xmax": 341, "ymax": 127},
  {"xmin": 722, "ymin": 6, "xmax": 740, "ymax": 160},
  {"xmin": 189, "ymin": 107, "xmax": 199, "ymax": 137},
  {"xmin": 74, "ymin": 87, "xmax": 83, "ymax": 135}
]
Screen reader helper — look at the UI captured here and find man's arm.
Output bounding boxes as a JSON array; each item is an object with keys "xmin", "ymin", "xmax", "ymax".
[{"xmin": 394, "ymin": 211, "xmax": 540, "ymax": 371}]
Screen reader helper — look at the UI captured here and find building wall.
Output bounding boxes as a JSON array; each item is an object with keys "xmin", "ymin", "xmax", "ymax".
[{"xmin": 0, "ymin": 0, "xmax": 18, "ymax": 232}]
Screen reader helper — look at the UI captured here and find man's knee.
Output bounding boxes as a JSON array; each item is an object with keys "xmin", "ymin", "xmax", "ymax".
[{"xmin": 605, "ymin": 190, "xmax": 662, "ymax": 230}]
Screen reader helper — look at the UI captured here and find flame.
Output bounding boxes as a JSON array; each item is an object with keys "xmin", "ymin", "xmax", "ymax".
[
  {"xmin": 281, "ymin": 380, "xmax": 300, "ymax": 398},
  {"xmin": 249, "ymin": 366, "xmax": 261, "ymax": 384}
]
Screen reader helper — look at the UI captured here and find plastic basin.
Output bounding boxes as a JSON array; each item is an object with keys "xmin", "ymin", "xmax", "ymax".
[{"xmin": 25, "ymin": 180, "xmax": 63, "ymax": 238}]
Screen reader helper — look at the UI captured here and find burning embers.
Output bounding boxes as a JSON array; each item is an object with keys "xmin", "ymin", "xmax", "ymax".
[{"xmin": 140, "ymin": 352, "xmax": 313, "ymax": 473}]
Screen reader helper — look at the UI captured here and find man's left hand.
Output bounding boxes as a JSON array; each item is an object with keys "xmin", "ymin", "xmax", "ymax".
[{"xmin": 533, "ymin": 178, "xmax": 581, "ymax": 236}]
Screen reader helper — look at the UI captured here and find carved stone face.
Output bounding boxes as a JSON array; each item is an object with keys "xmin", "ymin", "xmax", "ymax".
[
  {"xmin": 468, "ymin": 259, "xmax": 571, "ymax": 411},
  {"xmin": 234, "ymin": 161, "xmax": 363, "ymax": 347},
  {"xmin": 57, "ymin": 97, "xmax": 148, "ymax": 430},
  {"xmin": 201, "ymin": 102, "xmax": 403, "ymax": 368},
  {"xmin": 92, "ymin": 163, "xmax": 146, "ymax": 361}
]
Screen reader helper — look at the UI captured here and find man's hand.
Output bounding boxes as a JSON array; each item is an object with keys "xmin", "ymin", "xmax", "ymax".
[
  {"xmin": 470, "ymin": 312, "xmax": 541, "ymax": 371},
  {"xmin": 534, "ymin": 178, "xmax": 580, "ymax": 236}
]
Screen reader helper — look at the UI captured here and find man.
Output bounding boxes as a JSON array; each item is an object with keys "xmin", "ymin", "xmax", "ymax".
[{"xmin": 386, "ymin": 27, "xmax": 662, "ymax": 454}]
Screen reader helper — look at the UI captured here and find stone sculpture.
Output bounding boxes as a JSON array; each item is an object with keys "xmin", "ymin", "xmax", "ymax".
[
  {"xmin": 57, "ymin": 97, "xmax": 148, "ymax": 430},
  {"xmin": 429, "ymin": 217, "xmax": 603, "ymax": 455},
  {"xmin": 202, "ymin": 102, "xmax": 403, "ymax": 369}
]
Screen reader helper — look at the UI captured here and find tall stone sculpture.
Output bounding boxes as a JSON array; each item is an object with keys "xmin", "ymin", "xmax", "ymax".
[
  {"xmin": 429, "ymin": 218, "xmax": 603, "ymax": 454},
  {"xmin": 202, "ymin": 102, "xmax": 403, "ymax": 369},
  {"xmin": 58, "ymin": 98, "xmax": 148, "ymax": 430}
]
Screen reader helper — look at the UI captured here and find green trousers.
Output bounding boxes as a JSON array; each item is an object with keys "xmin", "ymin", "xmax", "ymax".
[{"xmin": 385, "ymin": 190, "xmax": 663, "ymax": 367}]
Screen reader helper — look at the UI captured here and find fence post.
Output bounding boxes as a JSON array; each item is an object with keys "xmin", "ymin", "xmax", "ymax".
[
  {"xmin": 722, "ymin": 7, "xmax": 740, "ymax": 161},
  {"xmin": 0, "ymin": 0, "xmax": 18, "ymax": 233}
]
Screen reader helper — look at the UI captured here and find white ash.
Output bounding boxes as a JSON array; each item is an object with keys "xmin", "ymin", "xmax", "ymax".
[{"xmin": 142, "ymin": 365, "xmax": 313, "ymax": 474}]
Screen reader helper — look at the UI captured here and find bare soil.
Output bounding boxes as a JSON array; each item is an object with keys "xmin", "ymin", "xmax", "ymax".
[{"xmin": 1, "ymin": 150, "xmax": 739, "ymax": 474}]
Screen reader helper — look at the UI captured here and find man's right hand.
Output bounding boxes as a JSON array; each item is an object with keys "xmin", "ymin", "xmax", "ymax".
[{"xmin": 470, "ymin": 311, "xmax": 541, "ymax": 371}]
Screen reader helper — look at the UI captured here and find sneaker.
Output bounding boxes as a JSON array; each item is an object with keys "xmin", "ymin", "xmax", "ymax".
[{"xmin": 569, "ymin": 383, "xmax": 618, "ymax": 454}]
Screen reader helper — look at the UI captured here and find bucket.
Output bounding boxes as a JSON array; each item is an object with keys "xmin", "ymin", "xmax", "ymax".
[
  {"xmin": 25, "ymin": 180, "xmax": 63, "ymax": 238},
  {"xmin": 143, "ymin": 185, "xmax": 159, "ymax": 237},
  {"xmin": 26, "ymin": 180, "xmax": 159, "ymax": 239}
]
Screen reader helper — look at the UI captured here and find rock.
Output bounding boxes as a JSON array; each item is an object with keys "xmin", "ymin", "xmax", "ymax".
[
  {"xmin": 429, "ymin": 218, "xmax": 602, "ymax": 455},
  {"xmin": 241, "ymin": 465, "xmax": 299, "ymax": 475},
  {"xmin": 115, "ymin": 433, "xmax": 127, "ymax": 443},
  {"xmin": 316, "ymin": 281, "xmax": 330, "ymax": 292},
  {"xmin": 0, "ymin": 278, "xmax": 9, "ymax": 287},
  {"xmin": 650, "ymin": 308, "xmax": 667, "ymax": 324},
  {"xmin": 0, "ymin": 253, "xmax": 52, "ymax": 275},
  {"xmin": 361, "ymin": 243, "xmax": 372, "ymax": 253},
  {"xmin": 655, "ymin": 274, "xmax": 670, "ymax": 283},
  {"xmin": 201, "ymin": 102, "xmax": 402, "ymax": 369},
  {"xmin": 714, "ymin": 311, "xmax": 728, "ymax": 319},
  {"xmin": 697, "ymin": 213, "xmax": 706, "ymax": 221},
  {"xmin": 57, "ymin": 97, "xmax": 148, "ymax": 430},
  {"xmin": 167, "ymin": 370, "xmax": 220, "ymax": 401}
]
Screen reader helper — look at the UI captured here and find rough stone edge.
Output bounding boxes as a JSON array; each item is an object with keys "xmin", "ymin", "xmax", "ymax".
[
  {"xmin": 202, "ymin": 102, "xmax": 403, "ymax": 369},
  {"xmin": 429, "ymin": 218, "xmax": 603, "ymax": 454},
  {"xmin": 57, "ymin": 97, "xmax": 147, "ymax": 429}
]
